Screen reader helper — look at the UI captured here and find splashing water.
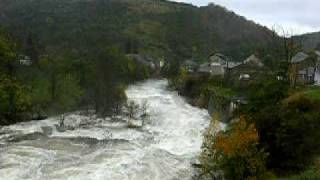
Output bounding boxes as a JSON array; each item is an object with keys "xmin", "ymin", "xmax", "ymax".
[{"xmin": 0, "ymin": 79, "xmax": 211, "ymax": 180}]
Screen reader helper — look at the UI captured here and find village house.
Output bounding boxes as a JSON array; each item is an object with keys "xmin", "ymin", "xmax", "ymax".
[
  {"xmin": 289, "ymin": 52, "xmax": 318, "ymax": 86},
  {"xmin": 209, "ymin": 53, "xmax": 228, "ymax": 65},
  {"xmin": 226, "ymin": 54, "xmax": 265, "ymax": 86},
  {"xmin": 316, "ymin": 51, "xmax": 320, "ymax": 70},
  {"xmin": 315, "ymin": 51, "xmax": 320, "ymax": 84},
  {"xmin": 18, "ymin": 55, "xmax": 32, "ymax": 66},
  {"xmin": 181, "ymin": 59, "xmax": 198, "ymax": 73},
  {"xmin": 197, "ymin": 53, "xmax": 232, "ymax": 76},
  {"xmin": 198, "ymin": 61, "xmax": 225, "ymax": 76}
]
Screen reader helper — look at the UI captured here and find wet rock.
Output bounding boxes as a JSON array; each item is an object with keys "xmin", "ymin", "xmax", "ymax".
[
  {"xmin": 54, "ymin": 124, "xmax": 75, "ymax": 132},
  {"xmin": 41, "ymin": 126, "xmax": 53, "ymax": 136},
  {"xmin": 64, "ymin": 136, "xmax": 129, "ymax": 146},
  {"xmin": 8, "ymin": 132, "xmax": 46, "ymax": 142}
]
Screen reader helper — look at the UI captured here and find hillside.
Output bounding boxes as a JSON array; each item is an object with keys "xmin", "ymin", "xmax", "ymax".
[
  {"xmin": 0, "ymin": 0, "xmax": 275, "ymax": 61},
  {"xmin": 294, "ymin": 31, "xmax": 320, "ymax": 50}
]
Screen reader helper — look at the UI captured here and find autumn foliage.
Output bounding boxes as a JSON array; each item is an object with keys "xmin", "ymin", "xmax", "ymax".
[
  {"xmin": 202, "ymin": 116, "xmax": 270, "ymax": 180},
  {"xmin": 214, "ymin": 117, "xmax": 259, "ymax": 157}
]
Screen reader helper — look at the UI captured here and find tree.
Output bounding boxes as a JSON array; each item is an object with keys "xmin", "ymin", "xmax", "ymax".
[
  {"xmin": 125, "ymin": 100, "xmax": 139, "ymax": 127},
  {"xmin": 199, "ymin": 113, "xmax": 223, "ymax": 179},
  {"xmin": 24, "ymin": 32, "xmax": 42, "ymax": 67},
  {"xmin": 200, "ymin": 116, "xmax": 271, "ymax": 180},
  {"xmin": 54, "ymin": 74, "xmax": 83, "ymax": 126},
  {"xmin": 140, "ymin": 100, "xmax": 149, "ymax": 127},
  {"xmin": 251, "ymin": 94, "xmax": 320, "ymax": 172},
  {"xmin": 0, "ymin": 31, "xmax": 31, "ymax": 124},
  {"xmin": 87, "ymin": 47, "xmax": 130, "ymax": 116},
  {"xmin": 0, "ymin": 76, "xmax": 31, "ymax": 124},
  {"xmin": 213, "ymin": 117, "xmax": 269, "ymax": 180},
  {"xmin": 29, "ymin": 76, "xmax": 51, "ymax": 119}
]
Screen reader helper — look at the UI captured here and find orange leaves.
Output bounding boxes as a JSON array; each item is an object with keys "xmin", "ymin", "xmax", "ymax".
[
  {"xmin": 214, "ymin": 116, "xmax": 259, "ymax": 157},
  {"xmin": 200, "ymin": 116, "xmax": 269, "ymax": 179}
]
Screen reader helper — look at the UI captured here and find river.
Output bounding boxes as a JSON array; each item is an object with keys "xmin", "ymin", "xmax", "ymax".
[{"xmin": 0, "ymin": 79, "xmax": 212, "ymax": 180}]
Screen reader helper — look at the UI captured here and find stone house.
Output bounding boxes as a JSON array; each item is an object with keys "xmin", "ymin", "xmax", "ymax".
[
  {"xmin": 197, "ymin": 53, "xmax": 233, "ymax": 76},
  {"xmin": 181, "ymin": 59, "xmax": 198, "ymax": 73},
  {"xmin": 18, "ymin": 55, "xmax": 32, "ymax": 66},
  {"xmin": 226, "ymin": 54, "xmax": 265, "ymax": 86},
  {"xmin": 198, "ymin": 62, "xmax": 225, "ymax": 76},
  {"xmin": 289, "ymin": 52, "xmax": 317, "ymax": 86},
  {"xmin": 208, "ymin": 53, "xmax": 228, "ymax": 65}
]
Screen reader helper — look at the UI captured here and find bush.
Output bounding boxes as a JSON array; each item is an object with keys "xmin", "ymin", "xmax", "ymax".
[
  {"xmin": 215, "ymin": 117, "xmax": 269, "ymax": 180},
  {"xmin": 249, "ymin": 93, "xmax": 320, "ymax": 173},
  {"xmin": 201, "ymin": 116, "xmax": 270, "ymax": 180},
  {"xmin": 0, "ymin": 75, "xmax": 31, "ymax": 124},
  {"xmin": 284, "ymin": 167, "xmax": 320, "ymax": 180}
]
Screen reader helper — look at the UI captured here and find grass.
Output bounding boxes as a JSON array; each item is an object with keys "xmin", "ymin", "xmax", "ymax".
[
  {"xmin": 302, "ymin": 86, "xmax": 320, "ymax": 101},
  {"xmin": 281, "ymin": 169, "xmax": 320, "ymax": 180}
]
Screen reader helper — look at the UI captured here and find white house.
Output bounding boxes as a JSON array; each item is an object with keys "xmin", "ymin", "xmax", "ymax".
[{"xmin": 18, "ymin": 55, "xmax": 32, "ymax": 66}]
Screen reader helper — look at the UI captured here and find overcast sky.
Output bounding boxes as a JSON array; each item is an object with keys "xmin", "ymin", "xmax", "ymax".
[{"xmin": 172, "ymin": 0, "xmax": 320, "ymax": 35}]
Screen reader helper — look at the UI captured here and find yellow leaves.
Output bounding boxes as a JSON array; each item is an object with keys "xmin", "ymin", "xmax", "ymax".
[
  {"xmin": 211, "ymin": 116, "xmax": 269, "ymax": 179},
  {"xmin": 0, "ymin": 75, "xmax": 31, "ymax": 111},
  {"xmin": 200, "ymin": 115, "xmax": 268, "ymax": 179},
  {"xmin": 0, "ymin": 34, "xmax": 16, "ymax": 62},
  {"xmin": 212, "ymin": 113, "xmax": 222, "ymax": 133},
  {"xmin": 214, "ymin": 116, "xmax": 259, "ymax": 157}
]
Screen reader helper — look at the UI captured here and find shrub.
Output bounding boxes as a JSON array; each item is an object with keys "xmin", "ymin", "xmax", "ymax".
[
  {"xmin": 201, "ymin": 116, "xmax": 270, "ymax": 180},
  {"xmin": 214, "ymin": 117, "xmax": 269, "ymax": 180},
  {"xmin": 250, "ymin": 93, "xmax": 320, "ymax": 173},
  {"xmin": 284, "ymin": 167, "xmax": 320, "ymax": 180}
]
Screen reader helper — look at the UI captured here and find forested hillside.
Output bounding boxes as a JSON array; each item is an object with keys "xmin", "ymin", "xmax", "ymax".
[
  {"xmin": 294, "ymin": 31, "xmax": 320, "ymax": 50},
  {"xmin": 0, "ymin": 0, "xmax": 275, "ymax": 62}
]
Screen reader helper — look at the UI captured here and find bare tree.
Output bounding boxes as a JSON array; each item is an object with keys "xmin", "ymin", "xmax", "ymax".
[
  {"xmin": 59, "ymin": 114, "xmax": 65, "ymax": 128},
  {"xmin": 126, "ymin": 101, "xmax": 139, "ymax": 127},
  {"xmin": 140, "ymin": 100, "xmax": 149, "ymax": 127}
]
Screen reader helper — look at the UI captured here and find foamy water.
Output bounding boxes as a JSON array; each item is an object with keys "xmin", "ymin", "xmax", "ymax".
[{"xmin": 0, "ymin": 79, "xmax": 211, "ymax": 180}]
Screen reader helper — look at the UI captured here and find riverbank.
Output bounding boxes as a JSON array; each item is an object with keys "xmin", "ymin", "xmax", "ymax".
[{"xmin": 169, "ymin": 71, "xmax": 320, "ymax": 179}]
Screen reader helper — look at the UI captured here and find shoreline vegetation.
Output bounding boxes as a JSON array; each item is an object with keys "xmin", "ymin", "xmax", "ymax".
[
  {"xmin": 168, "ymin": 58, "xmax": 320, "ymax": 179},
  {"xmin": 0, "ymin": 30, "xmax": 156, "ymax": 126}
]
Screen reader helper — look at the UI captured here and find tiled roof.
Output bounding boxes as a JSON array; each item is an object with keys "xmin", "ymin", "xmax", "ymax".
[
  {"xmin": 291, "ymin": 52, "xmax": 309, "ymax": 63},
  {"xmin": 243, "ymin": 54, "xmax": 264, "ymax": 67}
]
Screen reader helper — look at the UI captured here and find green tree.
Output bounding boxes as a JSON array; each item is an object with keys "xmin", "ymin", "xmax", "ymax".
[
  {"xmin": 53, "ymin": 74, "xmax": 83, "ymax": 123},
  {"xmin": 243, "ymin": 79, "xmax": 320, "ymax": 173},
  {"xmin": 29, "ymin": 76, "xmax": 51, "ymax": 119},
  {"xmin": 88, "ymin": 47, "xmax": 129, "ymax": 116},
  {"xmin": 0, "ymin": 31, "xmax": 31, "ymax": 124}
]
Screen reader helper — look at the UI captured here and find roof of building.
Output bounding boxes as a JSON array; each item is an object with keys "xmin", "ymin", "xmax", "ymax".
[
  {"xmin": 182, "ymin": 59, "xmax": 197, "ymax": 67},
  {"xmin": 209, "ymin": 53, "xmax": 228, "ymax": 65},
  {"xmin": 226, "ymin": 61, "xmax": 242, "ymax": 69},
  {"xmin": 315, "ymin": 51, "xmax": 320, "ymax": 57},
  {"xmin": 198, "ymin": 62, "xmax": 225, "ymax": 75},
  {"xmin": 243, "ymin": 54, "xmax": 264, "ymax": 67},
  {"xmin": 198, "ymin": 63, "xmax": 211, "ymax": 73},
  {"xmin": 291, "ymin": 52, "xmax": 309, "ymax": 64}
]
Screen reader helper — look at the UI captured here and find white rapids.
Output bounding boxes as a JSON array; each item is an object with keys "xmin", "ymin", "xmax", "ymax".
[{"xmin": 0, "ymin": 79, "xmax": 211, "ymax": 180}]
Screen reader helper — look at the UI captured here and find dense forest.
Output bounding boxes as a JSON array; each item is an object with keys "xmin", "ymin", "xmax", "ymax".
[
  {"xmin": 0, "ymin": 0, "xmax": 282, "ymax": 125},
  {"xmin": 0, "ymin": 29, "xmax": 151, "ymax": 125},
  {"xmin": 0, "ymin": 0, "xmax": 276, "ymax": 62},
  {"xmin": 294, "ymin": 31, "xmax": 320, "ymax": 50}
]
